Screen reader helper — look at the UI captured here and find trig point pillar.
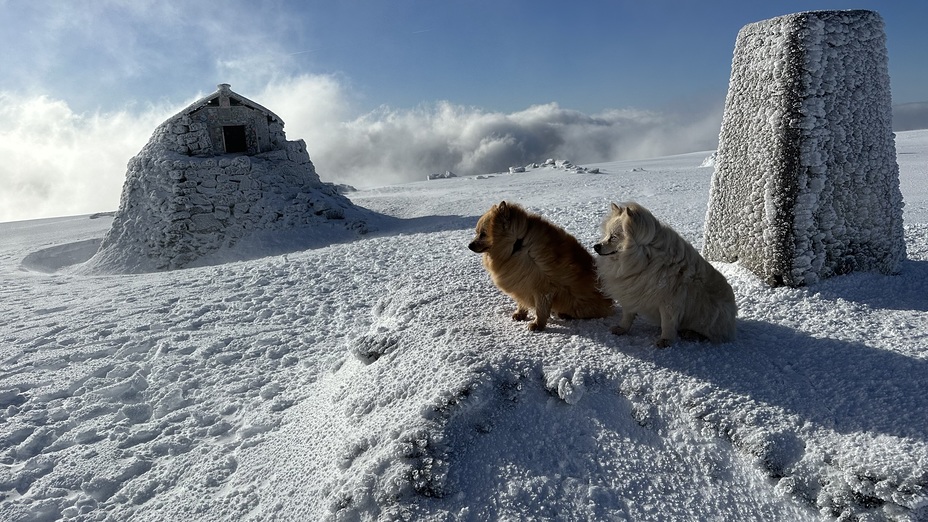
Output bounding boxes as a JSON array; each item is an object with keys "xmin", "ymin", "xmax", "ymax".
[{"xmin": 703, "ymin": 10, "xmax": 905, "ymax": 287}]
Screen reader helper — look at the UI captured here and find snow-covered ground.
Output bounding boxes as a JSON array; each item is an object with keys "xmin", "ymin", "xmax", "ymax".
[{"xmin": 1, "ymin": 130, "xmax": 927, "ymax": 521}]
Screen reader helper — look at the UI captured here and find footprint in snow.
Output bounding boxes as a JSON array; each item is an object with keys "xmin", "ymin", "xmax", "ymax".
[{"xmin": 350, "ymin": 334, "xmax": 399, "ymax": 364}]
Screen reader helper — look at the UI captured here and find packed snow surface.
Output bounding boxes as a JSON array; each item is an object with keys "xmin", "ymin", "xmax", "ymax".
[{"xmin": 1, "ymin": 130, "xmax": 927, "ymax": 521}]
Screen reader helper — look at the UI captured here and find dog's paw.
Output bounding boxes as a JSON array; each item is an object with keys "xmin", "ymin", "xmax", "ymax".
[
  {"xmin": 655, "ymin": 338, "xmax": 673, "ymax": 349},
  {"xmin": 512, "ymin": 309, "xmax": 529, "ymax": 321},
  {"xmin": 527, "ymin": 321, "xmax": 546, "ymax": 332},
  {"xmin": 610, "ymin": 325, "xmax": 628, "ymax": 336}
]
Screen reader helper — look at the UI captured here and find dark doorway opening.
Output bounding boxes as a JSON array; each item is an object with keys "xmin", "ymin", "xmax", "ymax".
[{"xmin": 222, "ymin": 125, "xmax": 248, "ymax": 153}]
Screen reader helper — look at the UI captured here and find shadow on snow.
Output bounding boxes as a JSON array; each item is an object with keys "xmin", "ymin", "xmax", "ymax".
[
  {"xmin": 621, "ymin": 318, "xmax": 928, "ymax": 442},
  {"xmin": 18, "ymin": 212, "xmax": 479, "ymax": 274}
]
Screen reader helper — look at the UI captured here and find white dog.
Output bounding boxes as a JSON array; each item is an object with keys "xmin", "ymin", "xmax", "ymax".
[{"xmin": 593, "ymin": 202, "xmax": 737, "ymax": 347}]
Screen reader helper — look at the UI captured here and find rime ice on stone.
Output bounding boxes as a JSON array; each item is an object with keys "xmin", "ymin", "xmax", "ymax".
[
  {"xmin": 84, "ymin": 84, "xmax": 368, "ymax": 272},
  {"xmin": 703, "ymin": 10, "xmax": 905, "ymax": 287}
]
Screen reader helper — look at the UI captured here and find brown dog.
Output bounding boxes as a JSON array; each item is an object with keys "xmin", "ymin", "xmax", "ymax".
[
  {"xmin": 468, "ymin": 201, "xmax": 613, "ymax": 331},
  {"xmin": 594, "ymin": 202, "xmax": 737, "ymax": 347}
]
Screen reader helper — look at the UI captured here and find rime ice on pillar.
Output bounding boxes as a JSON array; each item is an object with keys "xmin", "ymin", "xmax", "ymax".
[{"xmin": 702, "ymin": 10, "xmax": 905, "ymax": 287}]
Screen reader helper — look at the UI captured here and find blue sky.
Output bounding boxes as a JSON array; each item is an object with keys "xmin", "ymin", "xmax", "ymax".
[
  {"xmin": 2, "ymin": 0, "xmax": 925, "ymax": 114},
  {"xmin": 0, "ymin": 1, "xmax": 926, "ymax": 222}
]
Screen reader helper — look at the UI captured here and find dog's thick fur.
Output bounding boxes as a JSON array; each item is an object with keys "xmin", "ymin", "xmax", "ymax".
[
  {"xmin": 594, "ymin": 202, "xmax": 737, "ymax": 347},
  {"xmin": 468, "ymin": 201, "xmax": 613, "ymax": 331}
]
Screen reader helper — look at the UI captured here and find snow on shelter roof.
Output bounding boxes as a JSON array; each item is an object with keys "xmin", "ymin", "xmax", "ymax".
[{"xmin": 174, "ymin": 83, "xmax": 283, "ymax": 124}]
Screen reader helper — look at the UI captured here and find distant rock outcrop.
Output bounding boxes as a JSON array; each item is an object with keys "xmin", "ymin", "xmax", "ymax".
[
  {"xmin": 427, "ymin": 170, "xmax": 457, "ymax": 181},
  {"xmin": 83, "ymin": 84, "xmax": 370, "ymax": 273},
  {"xmin": 703, "ymin": 10, "xmax": 905, "ymax": 287}
]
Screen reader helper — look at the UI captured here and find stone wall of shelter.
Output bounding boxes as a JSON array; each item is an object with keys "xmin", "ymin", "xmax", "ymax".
[{"xmin": 84, "ymin": 87, "xmax": 369, "ymax": 273}]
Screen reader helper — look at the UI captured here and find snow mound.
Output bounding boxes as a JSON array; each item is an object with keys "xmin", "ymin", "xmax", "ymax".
[
  {"xmin": 21, "ymin": 238, "xmax": 102, "ymax": 273},
  {"xmin": 699, "ymin": 152, "xmax": 716, "ymax": 168},
  {"xmin": 509, "ymin": 159, "xmax": 599, "ymax": 175},
  {"xmin": 703, "ymin": 10, "xmax": 905, "ymax": 287}
]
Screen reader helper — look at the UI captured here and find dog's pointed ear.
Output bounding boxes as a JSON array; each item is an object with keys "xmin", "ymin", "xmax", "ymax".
[
  {"xmin": 626, "ymin": 204, "xmax": 647, "ymax": 227},
  {"xmin": 611, "ymin": 202, "xmax": 624, "ymax": 215},
  {"xmin": 498, "ymin": 201, "xmax": 510, "ymax": 220}
]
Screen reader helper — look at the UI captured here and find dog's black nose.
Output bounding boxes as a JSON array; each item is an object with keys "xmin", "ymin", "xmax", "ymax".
[{"xmin": 593, "ymin": 243, "xmax": 602, "ymax": 254}]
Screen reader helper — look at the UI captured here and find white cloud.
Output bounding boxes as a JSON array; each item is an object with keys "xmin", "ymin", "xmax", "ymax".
[
  {"xmin": 0, "ymin": 75, "xmax": 724, "ymax": 222},
  {"xmin": 0, "ymin": 92, "xmax": 171, "ymax": 223},
  {"xmin": 276, "ymin": 86, "xmax": 724, "ymax": 188},
  {"xmin": 893, "ymin": 102, "xmax": 928, "ymax": 131}
]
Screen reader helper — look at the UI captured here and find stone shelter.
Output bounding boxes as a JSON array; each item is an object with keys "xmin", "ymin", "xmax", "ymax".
[{"xmin": 83, "ymin": 84, "xmax": 370, "ymax": 273}]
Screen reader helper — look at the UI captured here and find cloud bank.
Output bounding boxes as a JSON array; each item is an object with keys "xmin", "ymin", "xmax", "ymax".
[
  {"xmin": 261, "ymin": 76, "xmax": 725, "ymax": 188},
  {"xmin": 299, "ymin": 100, "xmax": 723, "ymax": 189},
  {"xmin": 0, "ymin": 75, "xmax": 727, "ymax": 223},
  {"xmin": 893, "ymin": 102, "xmax": 928, "ymax": 132},
  {"xmin": 0, "ymin": 93, "xmax": 174, "ymax": 223}
]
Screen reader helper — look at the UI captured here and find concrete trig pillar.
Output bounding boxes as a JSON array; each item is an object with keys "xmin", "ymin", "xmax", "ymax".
[{"xmin": 703, "ymin": 10, "xmax": 905, "ymax": 287}]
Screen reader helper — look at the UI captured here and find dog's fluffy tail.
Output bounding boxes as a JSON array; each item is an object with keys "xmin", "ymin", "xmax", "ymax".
[{"xmin": 707, "ymin": 300, "xmax": 738, "ymax": 342}]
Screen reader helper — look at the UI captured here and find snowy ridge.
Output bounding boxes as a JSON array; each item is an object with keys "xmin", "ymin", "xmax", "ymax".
[{"xmin": 1, "ymin": 131, "xmax": 927, "ymax": 520}]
